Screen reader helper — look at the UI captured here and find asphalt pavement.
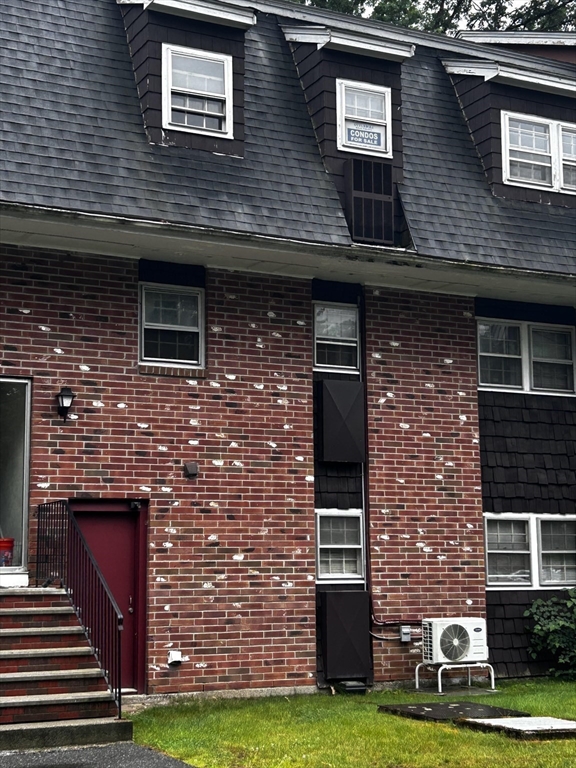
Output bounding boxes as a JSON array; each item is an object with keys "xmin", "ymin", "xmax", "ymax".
[{"xmin": 0, "ymin": 742, "xmax": 194, "ymax": 768}]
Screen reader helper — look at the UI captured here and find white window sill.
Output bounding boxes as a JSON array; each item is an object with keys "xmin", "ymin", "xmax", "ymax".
[{"xmin": 478, "ymin": 386, "xmax": 575, "ymax": 397}]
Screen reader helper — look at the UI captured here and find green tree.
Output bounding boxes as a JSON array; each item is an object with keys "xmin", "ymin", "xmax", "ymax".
[{"xmin": 292, "ymin": 0, "xmax": 576, "ymax": 32}]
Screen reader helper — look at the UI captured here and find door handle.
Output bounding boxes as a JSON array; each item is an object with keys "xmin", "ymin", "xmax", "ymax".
[{"xmin": 128, "ymin": 595, "xmax": 134, "ymax": 614}]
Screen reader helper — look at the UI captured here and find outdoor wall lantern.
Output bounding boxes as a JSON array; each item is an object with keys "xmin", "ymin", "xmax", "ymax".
[{"xmin": 56, "ymin": 386, "xmax": 76, "ymax": 422}]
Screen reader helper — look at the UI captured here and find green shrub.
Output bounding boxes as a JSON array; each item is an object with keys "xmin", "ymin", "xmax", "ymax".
[{"xmin": 524, "ymin": 588, "xmax": 576, "ymax": 678}]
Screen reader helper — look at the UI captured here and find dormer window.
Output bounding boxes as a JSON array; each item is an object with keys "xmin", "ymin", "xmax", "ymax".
[
  {"xmin": 336, "ymin": 80, "xmax": 392, "ymax": 158},
  {"xmin": 502, "ymin": 112, "xmax": 576, "ymax": 194},
  {"xmin": 162, "ymin": 45, "xmax": 233, "ymax": 139}
]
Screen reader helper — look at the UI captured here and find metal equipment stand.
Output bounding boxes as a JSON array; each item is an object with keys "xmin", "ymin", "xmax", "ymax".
[{"xmin": 414, "ymin": 661, "xmax": 495, "ymax": 695}]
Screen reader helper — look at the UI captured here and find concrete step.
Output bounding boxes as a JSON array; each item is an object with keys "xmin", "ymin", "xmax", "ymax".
[
  {"xmin": 0, "ymin": 716, "xmax": 133, "ymax": 750},
  {"xmin": 0, "ymin": 606, "xmax": 76, "ymax": 629},
  {"xmin": 0, "ymin": 626, "xmax": 88, "ymax": 652},
  {"xmin": 0, "ymin": 588, "xmax": 69, "ymax": 611},
  {"xmin": 0, "ymin": 691, "xmax": 118, "ymax": 725},
  {"xmin": 0, "ymin": 668, "xmax": 106, "ymax": 696},
  {"xmin": 0, "ymin": 646, "xmax": 97, "ymax": 675}
]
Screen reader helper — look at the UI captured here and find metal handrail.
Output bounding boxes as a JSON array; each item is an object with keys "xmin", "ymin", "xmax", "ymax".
[{"xmin": 35, "ymin": 500, "xmax": 123, "ymax": 717}]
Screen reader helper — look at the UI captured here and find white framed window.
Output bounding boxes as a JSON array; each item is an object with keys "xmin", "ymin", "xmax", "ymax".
[
  {"xmin": 485, "ymin": 514, "xmax": 576, "ymax": 589},
  {"xmin": 502, "ymin": 111, "xmax": 576, "ymax": 194},
  {"xmin": 140, "ymin": 284, "xmax": 204, "ymax": 367},
  {"xmin": 316, "ymin": 509, "xmax": 365, "ymax": 582},
  {"xmin": 336, "ymin": 79, "xmax": 392, "ymax": 158},
  {"xmin": 162, "ymin": 44, "xmax": 233, "ymax": 139},
  {"xmin": 314, "ymin": 303, "xmax": 360, "ymax": 372},
  {"xmin": 477, "ymin": 319, "xmax": 575, "ymax": 395}
]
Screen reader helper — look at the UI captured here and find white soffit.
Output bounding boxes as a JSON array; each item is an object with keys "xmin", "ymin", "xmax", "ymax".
[
  {"xmin": 143, "ymin": 0, "xmax": 256, "ymax": 28},
  {"xmin": 282, "ymin": 25, "xmax": 414, "ymax": 61},
  {"xmin": 443, "ymin": 59, "xmax": 576, "ymax": 97}
]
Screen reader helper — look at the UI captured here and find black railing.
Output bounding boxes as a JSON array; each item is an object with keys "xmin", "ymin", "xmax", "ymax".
[{"xmin": 35, "ymin": 500, "xmax": 123, "ymax": 717}]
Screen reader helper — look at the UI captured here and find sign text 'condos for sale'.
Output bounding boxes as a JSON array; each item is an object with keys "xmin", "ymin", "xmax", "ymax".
[{"xmin": 346, "ymin": 121, "xmax": 385, "ymax": 149}]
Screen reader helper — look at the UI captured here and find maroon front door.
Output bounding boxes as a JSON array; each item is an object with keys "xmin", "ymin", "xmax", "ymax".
[{"xmin": 69, "ymin": 499, "xmax": 147, "ymax": 692}]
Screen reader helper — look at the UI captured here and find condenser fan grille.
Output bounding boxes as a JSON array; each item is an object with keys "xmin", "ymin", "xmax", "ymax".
[{"xmin": 439, "ymin": 623, "xmax": 471, "ymax": 661}]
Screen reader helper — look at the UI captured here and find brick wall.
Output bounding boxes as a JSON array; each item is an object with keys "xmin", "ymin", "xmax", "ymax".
[
  {"xmin": 364, "ymin": 288, "xmax": 485, "ymax": 680},
  {"xmin": 1, "ymin": 246, "xmax": 486, "ymax": 690},
  {"xmin": 1, "ymin": 246, "xmax": 316, "ymax": 694}
]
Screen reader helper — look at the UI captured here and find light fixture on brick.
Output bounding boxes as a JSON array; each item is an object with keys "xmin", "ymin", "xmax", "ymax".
[{"xmin": 55, "ymin": 386, "xmax": 76, "ymax": 422}]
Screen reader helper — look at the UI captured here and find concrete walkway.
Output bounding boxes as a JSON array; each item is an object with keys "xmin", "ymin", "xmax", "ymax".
[{"xmin": 0, "ymin": 742, "xmax": 193, "ymax": 768}]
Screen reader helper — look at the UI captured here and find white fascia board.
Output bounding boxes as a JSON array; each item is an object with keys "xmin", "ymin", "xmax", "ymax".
[
  {"xmin": 443, "ymin": 59, "xmax": 576, "ymax": 97},
  {"xmin": 143, "ymin": 0, "xmax": 256, "ymax": 28},
  {"xmin": 281, "ymin": 25, "xmax": 331, "ymax": 48},
  {"xmin": 456, "ymin": 31, "xmax": 576, "ymax": 46},
  {"xmin": 327, "ymin": 30, "xmax": 414, "ymax": 61},
  {"xmin": 282, "ymin": 24, "xmax": 414, "ymax": 60}
]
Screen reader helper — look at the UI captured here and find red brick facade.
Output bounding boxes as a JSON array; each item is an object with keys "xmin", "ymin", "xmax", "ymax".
[{"xmin": 1, "ymin": 245, "xmax": 485, "ymax": 692}]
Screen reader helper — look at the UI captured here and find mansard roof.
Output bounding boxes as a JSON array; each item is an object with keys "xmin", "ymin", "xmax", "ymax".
[{"xmin": 1, "ymin": 0, "xmax": 575, "ymax": 277}]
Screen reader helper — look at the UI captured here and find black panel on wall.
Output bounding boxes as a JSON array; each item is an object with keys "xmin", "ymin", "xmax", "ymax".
[
  {"xmin": 139, "ymin": 260, "xmax": 206, "ymax": 287},
  {"xmin": 319, "ymin": 590, "xmax": 372, "ymax": 681},
  {"xmin": 321, "ymin": 380, "xmax": 366, "ymax": 463},
  {"xmin": 475, "ymin": 298, "xmax": 575, "ymax": 325}
]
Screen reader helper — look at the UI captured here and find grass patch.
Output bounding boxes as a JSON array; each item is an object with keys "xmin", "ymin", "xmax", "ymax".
[{"xmin": 131, "ymin": 679, "xmax": 576, "ymax": 768}]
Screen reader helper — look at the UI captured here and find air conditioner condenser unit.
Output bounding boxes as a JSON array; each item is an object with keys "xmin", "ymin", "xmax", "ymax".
[{"xmin": 422, "ymin": 617, "xmax": 488, "ymax": 664}]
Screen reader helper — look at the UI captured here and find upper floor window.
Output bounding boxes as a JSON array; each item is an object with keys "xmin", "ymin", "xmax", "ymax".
[
  {"xmin": 502, "ymin": 112, "xmax": 576, "ymax": 194},
  {"xmin": 162, "ymin": 44, "xmax": 233, "ymax": 139},
  {"xmin": 316, "ymin": 509, "xmax": 365, "ymax": 582},
  {"xmin": 486, "ymin": 514, "xmax": 576, "ymax": 588},
  {"xmin": 336, "ymin": 80, "xmax": 392, "ymax": 158},
  {"xmin": 314, "ymin": 303, "xmax": 359, "ymax": 372},
  {"xmin": 477, "ymin": 320, "xmax": 575, "ymax": 394},
  {"xmin": 140, "ymin": 284, "xmax": 204, "ymax": 368}
]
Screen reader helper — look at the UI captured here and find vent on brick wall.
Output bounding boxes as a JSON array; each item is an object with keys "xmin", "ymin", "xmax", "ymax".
[{"xmin": 344, "ymin": 159, "xmax": 394, "ymax": 245}]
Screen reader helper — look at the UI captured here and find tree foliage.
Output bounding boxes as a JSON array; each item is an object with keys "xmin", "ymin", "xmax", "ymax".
[{"xmin": 291, "ymin": 0, "xmax": 576, "ymax": 32}]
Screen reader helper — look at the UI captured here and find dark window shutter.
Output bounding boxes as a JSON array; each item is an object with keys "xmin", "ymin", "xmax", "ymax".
[{"xmin": 345, "ymin": 159, "xmax": 394, "ymax": 245}]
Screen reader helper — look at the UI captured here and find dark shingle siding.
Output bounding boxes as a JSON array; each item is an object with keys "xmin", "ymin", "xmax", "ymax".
[
  {"xmin": 487, "ymin": 589, "xmax": 565, "ymax": 677},
  {"xmin": 0, "ymin": 1, "xmax": 351, "ymax": 245},
  {"xmin": 479, "ymin": 391, "xmax": 576, "ymax": 514}
]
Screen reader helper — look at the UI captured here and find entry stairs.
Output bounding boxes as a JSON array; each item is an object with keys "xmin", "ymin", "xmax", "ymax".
[{"xmin": 0, "ymin": 588, "xmax": 131, "ymax": 749}]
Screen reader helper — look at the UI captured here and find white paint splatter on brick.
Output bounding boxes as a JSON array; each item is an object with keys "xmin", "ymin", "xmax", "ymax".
[
  {"xmin": 212, "ymin": 459, "xmax": 224, "ymax": 466},
  {"xmin": 140, "ymin": 486, "xmax": 151, "ymax": 491},
  {"xmin": 233, "ymin": 554, "xmax": 244, "ymax": 561}
]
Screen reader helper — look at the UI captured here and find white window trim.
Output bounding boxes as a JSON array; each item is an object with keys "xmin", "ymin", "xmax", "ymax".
[
  {"xmin": 162, "ymin": 44, "xmax": 234, "ymax": 139},
  {"xmin": 477, "ymin": 318, "xmax": 576, "ymax": 396},
  {"xmin": 501, "ymin": 111, "xmax": 576, "ymax": 195},
  {"xmin": 316, "ymin": 508, "xmax": 365, "ymax": 584},
  {"xmin": 313, "ymin": 301, "xmax": 361, "ymax": 374},
  {"xmin": 139, "ymin": 283, "xmax": 205, "ymax": 369},
  {"xmin": 336, "ymin": 79, "xmax": 392, "ymax": 158},
  {"xmin": 485, "ymin": 513, "xmax": 576, "ymax": 590}
]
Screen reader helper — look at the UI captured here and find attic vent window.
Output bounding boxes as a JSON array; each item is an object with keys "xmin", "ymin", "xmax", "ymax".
[
  {"xmin": 162, "ymin": 45, "xmax": 233, "ymax": 139},
  {"xmin": 502, "ymin": 112, "xmax": 576, "ymax": 194},
  {"xmin": 336, "ymin": 80, "xmax": 392, "ymax": 158}
]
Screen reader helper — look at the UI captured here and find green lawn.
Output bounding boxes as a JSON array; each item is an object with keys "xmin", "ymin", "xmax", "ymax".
[{"xmin": 131, "ymin": 679, "xmax": 576, "ymax": 768}]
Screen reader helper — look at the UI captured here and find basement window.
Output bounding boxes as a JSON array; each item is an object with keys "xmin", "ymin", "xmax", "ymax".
[
  {"xmin": 477, "ymin": 320, "xmax": 575, "ymax": 394},
  {"xmin": 502, "ymin": 112, "xmax": 576, "ymax": 194},
  {"xmin": 140, "ymin": 284, "xmax": 204, "ymax": 367},
  {"xmin": 162, "ymin": 44, "xmax": 233, "ymax": 139},
  {"xmin": 314, "ymin": 303, "xmax": 359, "ymax": 372},
  {"xmin": 336, "ymin": 80, "xmax": 392, "ymax": 158},
  {"xmin": 316, "ymin": 509, "xmax": 365, "ymax": 582},
  {"xmin": 485, "ymin": 515, "xmax": 576, "ymax": 588}
]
